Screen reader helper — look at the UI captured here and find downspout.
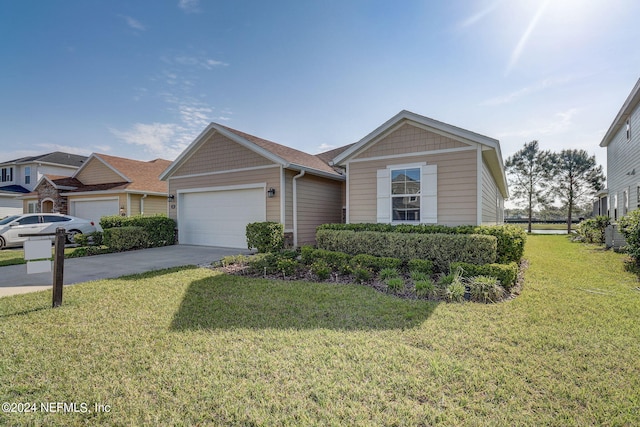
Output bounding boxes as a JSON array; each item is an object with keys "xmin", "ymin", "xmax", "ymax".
[
  {"xmin": 292, "ymin": 170, "xmax": 305, "ymax": 248},
  {"xmin": 140, "ymin": 194, "xmax": 148, "ymax": 216}
]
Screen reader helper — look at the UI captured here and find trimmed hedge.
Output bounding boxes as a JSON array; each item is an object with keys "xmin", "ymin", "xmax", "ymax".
[
  {"xmin": 316, "ymin": 223, "xmax": 525, "ymax": 264},
  {"xmin": 450, "ymin": 261, "xmax": 519, "ymax": 292},
  {"xmin": 350, "ymin": 254, "xmax": 403, "ymax": 272},
  {"xmin": 246, "ymin": 222, "xmax": 284, "ymax": 253},
  {"xmin": 103, "ymin": 226, "xmax": 149, "ymax": 252},
  {"xmin": 100, "ymin": 215, "xmax": 176, "ymax": 247},
  {"xmin": 316, "ymin": 229, "xmax": 497, "ymax": 272}
]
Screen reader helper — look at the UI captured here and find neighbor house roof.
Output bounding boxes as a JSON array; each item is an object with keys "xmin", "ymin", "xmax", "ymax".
[
  {"xmin": 600, "ymin": 77, "xmax": 640, "ymax": 147},
  {"xmin": 0, "ymin": 151, "xmax": 87, "ymax": 167},
  {"xmin": 0, "ymin": 185, "xmax": 31, "ymax": 194},
  {"xmin": 54, "ymin": 153, "xmax": 172, "ymax": 195},
  {"xmin": 160, "ymin": 123, "xmax": 346, "ymax": 181}
]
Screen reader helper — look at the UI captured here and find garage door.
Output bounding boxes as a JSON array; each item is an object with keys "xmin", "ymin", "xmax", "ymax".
[
  {"xmin": 72, "ymin": 199, "xmax": 119, "ymax": 227},
  {"xmin": 180, "ymin": 187, "xmax": 265, "ymax": 248}
]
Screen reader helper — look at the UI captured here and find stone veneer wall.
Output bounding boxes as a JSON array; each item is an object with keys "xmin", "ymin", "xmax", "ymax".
[{"xmin": 37, "ymin": 181, "xmax": 68, "ymax": 214}]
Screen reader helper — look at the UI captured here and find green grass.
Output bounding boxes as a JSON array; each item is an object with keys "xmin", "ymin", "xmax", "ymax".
[
  {"xmin": 510, "ymin": 222, "xmax": 570, "ymax": 231},
  {"xmin": 0, "ymin": 247, "xmax": 90, "ymax": 267},
  {"xmin": 1, "ymin": 236, "xmax": 639, "ymax": 425}
]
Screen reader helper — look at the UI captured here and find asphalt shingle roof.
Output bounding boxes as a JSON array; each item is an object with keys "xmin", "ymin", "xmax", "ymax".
[{"xmin": 1, "ymin": 151, "xmax": 87, "ymax": 167}]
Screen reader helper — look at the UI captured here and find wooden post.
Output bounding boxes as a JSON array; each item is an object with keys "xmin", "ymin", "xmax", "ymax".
[{"xmin": 52, "ymin": 227, "xmax": 65, "ymax": 308}]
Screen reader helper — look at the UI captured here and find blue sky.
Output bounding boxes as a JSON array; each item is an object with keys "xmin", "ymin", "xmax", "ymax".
[{"xmin": 1, "ymin": 0, "xmax": 639, "ymax": 180}]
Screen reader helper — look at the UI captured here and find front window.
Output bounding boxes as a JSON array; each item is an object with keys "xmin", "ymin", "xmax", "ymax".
[
  {"xmin": 391, "ymin": 168, "xmax": 421, "ymax": 221},
  {"xmin": 1, "ymin": 167, "xmax": 12, "ymax": 182},
  {"xmin": 27, "ymin": 201, "xmax": 38, "ymax": 213},
  {"xmin": 24, "ymin": 166, "xmax": 31, "ymax": 185}
]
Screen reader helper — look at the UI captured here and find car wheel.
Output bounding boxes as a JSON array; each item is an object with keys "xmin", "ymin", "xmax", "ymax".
[
  {"xmin": 0, "ymin": 237, "xmax": 5, "ymax": 249},
  {"xmin": 66, "ymin": 230, "xmax": 82, "ymax": 244}
]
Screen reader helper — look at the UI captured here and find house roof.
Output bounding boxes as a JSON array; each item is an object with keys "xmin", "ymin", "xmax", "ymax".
[
  {"xmin": 0, "ymin": 151, "xmax": 87, "ymax": 167},
  {"xmin": 600, "ymin": 77, "xmax": 640, "ymax": 147},
  {"xmin": 160, "ymin": 123, "xmax": 345, "ymax": 181},
  {"xmin": 331, "ymin": 110, "xmax": 508, "ymax": 198},
  {"xmin": 0, "ymin": 184, "xmax": 30, "ymax": 194},
  {"xmin": 50, "ymin": 153, "xmax": 172, "ymax": 195}
]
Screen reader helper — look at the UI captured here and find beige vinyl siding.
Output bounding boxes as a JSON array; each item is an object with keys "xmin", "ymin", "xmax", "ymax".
[
  {"xmin": 296, "ymin": 174, "xmax": 343, "ymax": 246},
  {"xmin": 481, "ymin": 159, "xmax": 500, "ymax": 225},
  {"xmin": 284, "ymin": 169, "xmax": 296, "ymax": 230},
  {"xmin": 167, "ymin": 167, "xmax": 280, "ymax": 222},
  {"xmin": 353, "ymin": 123, "xmax": 468, "ymax": 160},
  {"xmin": 75, "ymin": 158, "xmax": 124, "ymax": 185},
  {"xmin": 129, "ymin": 194, "xmax": 167, "ymax": 216},
  {"xmin": 348, "ymin": 150, "xmax": 477, "ymax": 225},
  {"xmin": 607, "ymin": 101, "xmax": 640, "ymax": 219},
  {"xmin": 173, "ymin": 131, "xmax": 275, "ymax": 176}
]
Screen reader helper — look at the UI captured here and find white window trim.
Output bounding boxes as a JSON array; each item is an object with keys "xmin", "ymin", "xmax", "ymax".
[{"xmin": 389, "ymin": 164, "xmax": 424, "ymax": 224}]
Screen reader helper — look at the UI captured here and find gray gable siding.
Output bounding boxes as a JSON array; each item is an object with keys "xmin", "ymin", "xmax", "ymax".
[{"xmin": 607, "ymin": 101, "xmax": 640, "ymax": 219}]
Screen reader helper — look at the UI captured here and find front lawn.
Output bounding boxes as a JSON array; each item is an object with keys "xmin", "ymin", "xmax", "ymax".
[{"xmin": 1, "ymin": 236, "xmax": 639, "ymax": 425}]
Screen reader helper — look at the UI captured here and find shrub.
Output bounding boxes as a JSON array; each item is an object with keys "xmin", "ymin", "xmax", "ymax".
[
  {"xmin": 73, "ymin": 233, "xmax": 88, "ymax": 247},
  {"xmin": 246, "ymin": 222, "xmax": 284, "ymax": 253},
  {"xmin": 103, "ymin": 226, "xmax": 149, "ymax": 251},
  {"xmin": 445, "ymin": 281, "xmax": 466, "ymax": 303},
  {"xmin": 619, "ymin": 210, "xmax": 640, "ymax": 263},
  {"xmin": 247, "ymin": 253, "xmax": 282, "ymax": 275},
  {"xmin": 311, "ymin": 260, "xmax": 331, "ymax": 280},
  {"xmin": 450, "ymin": 261, "xmax": 519, "ymax": 292},
  {"xmin": 220, "ymin": 254, "xmax": 251, "ymax": 267},
  {"xmin": 379, "ymin": 268, "xmax": 400, "ymax": 281},
  {"xmin": 317, "ymin": 223, "xmax": 525, "ymax": 264},
  {"xmin": 314, "ymin": 249, "xmax": 352, "ymax": 271},
  {"xmin": 100, "ymin": 214, "xmax": 176, "ymax": 247},
  {"xmin": 414, "ymin": 278, "xmax": 435, "ymax": 297},
  {"xmin": 385, "ymin": 277, "xmax": 404, "ymax": 291},
  {"xmin": 350, "ymin": 253, "xmax": 403, "ymax": 272},
  {"xmin": 410, "ymin": 271, "xmax": 430, "ymax": 282},
  {"xmin": 317, "ymin": 229, "xmax": 497, "ymax": 272},
  {"xmin": 66, "ymin": 246, "xmax": 111, "ymax": 258},
  {"xmin": 407, "ymin": 259, "xmax": 433, "ymax": 275},
  {"xmin": 576, "ymin": 216, "xmax": 611, "ymax": 244},
  {"xmin": 277, "ymin": 258, "xmax": 299, "ymax": 277},
  {"xmin": 353, "ymin": 267, "xmax": 372, "ymax": 284},
  {"xmin": 88, "ymin": 231, "xmax": 103, "ymax": 246},
  {"xmin": 300, "ymin": 246, "xmax": 316, "ymax": 264},
  {"xmin": 468, "ymin": 275, "xmax": 505, "ymax": 303}
]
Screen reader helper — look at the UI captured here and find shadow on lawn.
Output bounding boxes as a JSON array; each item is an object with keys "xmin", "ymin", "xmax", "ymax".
[{"xmin": 171, "ymin": 274, "xmax": 438, "ymax": 331}]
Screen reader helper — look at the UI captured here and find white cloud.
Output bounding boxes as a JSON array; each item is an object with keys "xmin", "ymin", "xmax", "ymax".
[
  {"xmin": 110, "ymin": 123, "xmax": 185, "ymax": 159},
  {"xmin": 315, "ymin": 143, "xmax": 336, "ymax": 153},
  {"xmin": 178, "ymin": 0, "xmax": 200, "ymax": 13},
  {"xmin": 121, "ymin": 15, "xmax": 146, "ymax": 31},
  {"xmin": 174, "ymin": 56, "xmax": 228, "ymax": 69}
]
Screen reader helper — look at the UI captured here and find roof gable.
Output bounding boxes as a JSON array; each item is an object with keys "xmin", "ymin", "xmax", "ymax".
[
  {"xmin": 600, "ymin": 77, "xmax": 640, "ymax": 147},
  {"xmin": 0, "ymin": 151, "xmax": 87, "ymax": 167}
]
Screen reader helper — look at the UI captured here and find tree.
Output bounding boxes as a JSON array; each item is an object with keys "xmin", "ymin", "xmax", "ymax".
[
  {"xmin": 550, "ymin": 149, "xmax": 605, "ymax": 233},
  {"xmin": 505, "ymin": 141, "xmax": 554, "ymax": 233}
]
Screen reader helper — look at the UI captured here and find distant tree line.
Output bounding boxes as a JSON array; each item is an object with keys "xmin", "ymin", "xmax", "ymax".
[{"xmin": 505, "ymin": 141, "xmax": 605, "ymax": 233}]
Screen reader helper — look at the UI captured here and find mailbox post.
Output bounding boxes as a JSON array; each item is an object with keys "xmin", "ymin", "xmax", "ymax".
[{"xmin": 52, "ymin": 227, "xmax": 65, "ymax": 308}]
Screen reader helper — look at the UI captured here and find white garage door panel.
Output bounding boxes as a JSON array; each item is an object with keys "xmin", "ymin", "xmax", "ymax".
[
  {"xmin": 72, "ymin": 199, "xmax": 119, "ymax": 226},
  {"xmin": 0, "ymin": 197, "xmax": 23, "ymax": 218},
  {"xmin": 180, "ymin": 188, "xmax": 265, "ymax": 248}
]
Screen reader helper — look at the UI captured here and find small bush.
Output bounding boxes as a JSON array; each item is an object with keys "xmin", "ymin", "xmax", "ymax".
[
  {"xmin": 385, "ymin": 277, "xmax": 404, "ymax": 291},
  {"xmin": 103, "ymin": 226, "xmax": 149, "ymax": 251},
  {"xmin": 220, "ymin": 254, "xmax": 251, "ymax": 267},
  {"xmin": 246, "ymin": 222, "xmax": 284, "ymax": 253},
  {"xmin": 88, "ymin": 231, "xmax": 103, "ymax": 246},
  {"xmin": 353, "ymin": 267, "xmax": 372, "ymax": 284},
  {"xmin": 73, "ymin": 233, "xmax": 88, "ymax": 247},
  {"xmin": 66, "ymin": 246, "xmax": 110, "ymax": 258},
  {"xmin": 468, "ymin": 275, "xmax": 505, "ymax": 303},
  {"xmin": 414, "ymin": 278, "xmax": 435, "ymax": 297},
  {"xmin": 620, "ymin": 210, "xmax": 640, "ymax": 264},
  {"xmin": 473, "ymin": 225, "xmax": 527, "ymax": 264},
  {"xmin": 450, "ymin": 261, "xmax": 519, "ymax": 292},
  {"xmin": 576, "ymin": 216, "xmax": 610, "ymax": 244},
  {"xmin": 407, "ymin": 259, "xmax": 433, "ymax": 275},
  {"xmin": 410, "ymin": 271, "xmax": 430, "ymax": 282},
  {"xmin": 247, "ymin": 253, "xmax": 280, "ymax": 275},
  {"xmin": 300, "ymin": 245, "xmax": 316, "ymax": 264},
  {"xmin": 350, "ymin": 253, "xmax": 403, "ymax": 272},
  {"xmin": 314, "ymin": 249, "xmax": 352, "ymax": 271},
  {"xmin": 277, "ymin": 258, "xmax": 299, "ymax": 277},
  {"xmin": 311, "ymin": 260, "xmax": 331, "ymax": 280},
  {"xmin": 379, "ymin": 268, "xmax": 400, "ymax": 281},
  {"xmin": 101, "ymin": 214, "xmax": 176, "ymax": 247},
  {"xmin": 445, "ymin": 281, "xmax": 466, "ymax": 303}
]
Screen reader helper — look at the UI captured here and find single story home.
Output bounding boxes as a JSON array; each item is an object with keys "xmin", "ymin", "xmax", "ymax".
[
  {"xmin": 160, "ymin": 110, "xmax": 509, "ymax": 248},
  {"xmin": 23, "ymin": 153, "xmax": 172, "ymax": 226}
]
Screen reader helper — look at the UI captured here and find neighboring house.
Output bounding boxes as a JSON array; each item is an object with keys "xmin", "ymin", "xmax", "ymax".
[
  {"xmin": 161, "ymin": 110, "xmax": 508, "ymax": 248},
  {"xmin": 598, "ymin": 77, "xmax": 640, "ymax": 247},
  {"xmin": 23, "ymin": 153, "xmax": 172, "ymax": 226},
  {"xmin": 0, "ymin": 151, "xmax": 87, "ymax": 217}
]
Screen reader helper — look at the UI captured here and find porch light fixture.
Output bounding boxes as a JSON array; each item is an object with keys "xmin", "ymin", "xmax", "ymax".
[
  {"xmin": 167, "ymin": 194, "xmax": 175, "ymax": 202},
  {"xmin": 267, "ymin": 188, "xmax": 276, "ymax": 198}
]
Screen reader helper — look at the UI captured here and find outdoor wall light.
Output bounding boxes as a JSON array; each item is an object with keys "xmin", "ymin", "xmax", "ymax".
[
  {"xmin": 167, "ymin": 194, "xmax": 175, "ymax": 202},
  {"xmin": 267, "ymin": 188, "xmax": 276, "ymax": 198}
]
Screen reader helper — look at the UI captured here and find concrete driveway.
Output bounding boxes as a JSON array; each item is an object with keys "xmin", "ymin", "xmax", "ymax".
[{"xmin": 0, "ymin": 245, "xmax": 250, "ymax": 298}]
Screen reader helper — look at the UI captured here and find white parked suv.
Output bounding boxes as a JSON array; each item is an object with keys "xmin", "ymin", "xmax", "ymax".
[{"xmin": 0, "ymin": 213, "xmax": 97, "ymax": 249}]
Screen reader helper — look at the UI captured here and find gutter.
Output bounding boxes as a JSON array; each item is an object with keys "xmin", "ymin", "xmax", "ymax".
[
  {"xmin": 292, "ymin": 170, "xmax": 305, "ymax": 248},
  {"xmin": 141, "ymin": 193, "xmax": 148, "ymax": 215}
]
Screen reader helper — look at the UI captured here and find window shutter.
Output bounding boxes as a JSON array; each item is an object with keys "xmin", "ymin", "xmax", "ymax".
[
  {"xmin": 376, "ymin": 168, "xmax": 390, "ymax": 223},
  {"xmin": 421, "ymin": 164, "xmax": 437, "ymax": 224}
]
